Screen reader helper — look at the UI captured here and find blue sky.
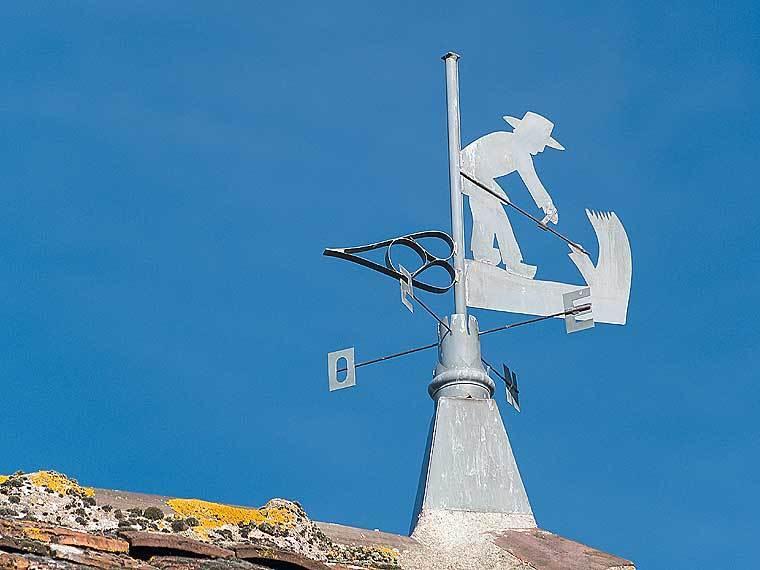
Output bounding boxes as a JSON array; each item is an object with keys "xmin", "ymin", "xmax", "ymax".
[{"xmin": 1, "ymin": 2, "xmax": 758, "ymax": 568}]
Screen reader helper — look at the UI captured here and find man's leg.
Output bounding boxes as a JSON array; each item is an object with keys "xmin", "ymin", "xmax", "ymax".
[
  {"xmin": 469, "ymin": 197, "xmax": 502, "ymax": 265},
  {"xmin": 493, "ymin": 204, "xmax": 537, "ymax": 279}
]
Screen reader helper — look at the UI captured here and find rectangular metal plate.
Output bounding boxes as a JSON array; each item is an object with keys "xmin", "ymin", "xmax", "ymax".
[
  {"xmin": 327, "ymin": 347, "xmax": 356, "ymax": 391},
  {"xmin": 503, "ymin": 365, "xmax": 520, "ymax": 412},
  {"xmin": 563, "ymin": 287, "xmax": 594, "ymax": 334},
  {"xmin": 399, "ymin": 264, "xmax": 414, "ymax": 313}
]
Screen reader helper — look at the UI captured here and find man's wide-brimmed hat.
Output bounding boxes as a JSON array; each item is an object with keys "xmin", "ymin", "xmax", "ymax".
[{"xmin": 503, "ymin": 111, "xmax": 564, "ymax": 151}]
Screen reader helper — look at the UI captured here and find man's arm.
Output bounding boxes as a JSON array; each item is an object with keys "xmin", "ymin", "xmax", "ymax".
[{"xmin": 516, "ymin": 155, "xmax": 558, "ymax": 224}]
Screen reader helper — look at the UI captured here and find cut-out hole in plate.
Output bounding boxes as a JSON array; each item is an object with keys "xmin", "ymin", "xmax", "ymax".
[{"xmin": 336, "ymin": 357, "xmax": 348, "ymax": 382}]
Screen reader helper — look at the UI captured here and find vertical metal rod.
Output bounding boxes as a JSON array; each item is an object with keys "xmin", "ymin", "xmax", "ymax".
[{"xmin": 443, "ymin": 52, "xmax": 467, "ymax": 316}]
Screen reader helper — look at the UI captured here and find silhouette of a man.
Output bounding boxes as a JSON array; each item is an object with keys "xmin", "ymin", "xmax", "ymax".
[{"xmin": 461, "ymin": 111, "xmax": 564, "ymax": 279}]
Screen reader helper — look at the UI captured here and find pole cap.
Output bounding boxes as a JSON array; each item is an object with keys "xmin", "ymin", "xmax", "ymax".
[{"xmin": 442, "ymin": 51, "xmax": 461, "ymax": 61}]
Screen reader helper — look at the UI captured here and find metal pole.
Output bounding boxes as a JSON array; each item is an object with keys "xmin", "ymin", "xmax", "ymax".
[{"xmin": 443, "ymin": 52, "xmax": 467, "ymax": 316}]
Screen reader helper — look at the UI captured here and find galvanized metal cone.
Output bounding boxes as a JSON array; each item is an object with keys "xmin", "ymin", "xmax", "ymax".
[{"xmin": 410, "ymin": 314, "xmax": 536, "ymax": 544}]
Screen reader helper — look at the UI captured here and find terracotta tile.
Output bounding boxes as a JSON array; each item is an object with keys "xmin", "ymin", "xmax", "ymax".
[
  {"xmin": 50, "ymin": 544, "xmax": 155, "ymax": 569},
  {"xmin": 233, "ymin": 545, "xmax": 330, "ymax": 570},
  {"xmin": 0, "ymin": 536, "xmax": 51, "ymax": 558},
  {"xmin": 1, "ymin": 518, "xmax": 129, "ymax": 554},
  {"xmin": 0, "ymin": 552, "xmax": 30, "ymax": 570},
  {"xmin": 119, "ymin": 532, "xmax": 234, "ymax": 559},
  {"xmin": 493, "ymin": 529, "xmax": 634, "ymax": 570},
  {"xmin": 150, "ymin": 556, "xmax": 268, "ymax": 570}
]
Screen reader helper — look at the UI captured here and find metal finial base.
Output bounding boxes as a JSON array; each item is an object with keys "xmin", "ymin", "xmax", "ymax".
[
  {"xmin": 410, "ymin": 396, "xmax": 535, "ymax": 538},
  {"xmin": 429, "ymin": 314, "xmax": 494, "ymax": 400}
]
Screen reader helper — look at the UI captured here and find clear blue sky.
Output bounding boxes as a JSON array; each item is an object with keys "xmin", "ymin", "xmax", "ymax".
[{"xmin": 1, "ymin": 2, "xmax": 757, "ymax": 568}]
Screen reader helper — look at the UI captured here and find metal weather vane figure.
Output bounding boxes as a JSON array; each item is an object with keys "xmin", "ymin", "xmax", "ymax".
[
  {"xmin": 321, "ymin": 52, "xmax": 635, "ymax": 540},
  {"xmin": 322, "ymin": 52, "xmax": 633, "ymax": 408},
  {"xmin": 461, "ymin": 107, "xmax": 632, "ymax": 327},
  {"xmin": 461, "ymin": 111, "xmax": 564, "ymax": 278}
]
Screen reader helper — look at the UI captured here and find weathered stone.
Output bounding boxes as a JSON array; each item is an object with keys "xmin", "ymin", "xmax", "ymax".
[
  {"xmin": 234, "ymin": 545, "xmax": 331, "ymax": 570},
  {"xmin": 0, "ymin": 552, "xmax": 30, "ymax": 570},
  {"xmin": 0, "ymin": 536, "xmax": 51, "ymax": 558},
  {"xmin": 50, "ymin": 544, "xmax": 155, "ymax": 570},
  {"xmin": 492, "ymin": 529, "xmax": 635, "ymax": 570},
  {"xmin": 119, "ymin": 532, "xmax": 234, "ymax": 559},
  {"xmin": 149, "ymin": 556, "xmax": 269, "ymax": 570},
  {"xmin": 0, "ymin": 518, "xmax": 128, "ymax": 554},
  {"xmin": 2, "ymin": 472, "xmax": 637, "ymax": 570}
]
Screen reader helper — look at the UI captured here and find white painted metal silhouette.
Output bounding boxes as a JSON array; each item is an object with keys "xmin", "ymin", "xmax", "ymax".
[
  {"xmin": 462, "ymin": 112, "xmax": 632, "ymax": 325},
  {"xmin": 466, "ymin": 209, "xmax": 632, "ymax": 325},
  {"xmin": 461, "ymin": 112, "xmax": 564, "ymax": 278}
]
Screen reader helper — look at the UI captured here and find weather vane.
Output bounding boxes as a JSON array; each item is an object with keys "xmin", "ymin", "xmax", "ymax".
[{"xmin": 323, "ymin": 53, "xmax": 632, "ymax": 413}]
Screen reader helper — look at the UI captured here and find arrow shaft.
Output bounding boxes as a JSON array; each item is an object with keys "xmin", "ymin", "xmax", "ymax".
[
  {"xmin": 337, "ymin": 341, "xmax": 439, "ymax": 374},
  {"xmin": 460, "ymin": 170, "xmax": 590, "ymax": 256},
  {"xmin": 479, "ymin": 304, "xmax": 592, "ymax": 336},
  {"xmin": 337, "ymin": 304, "xmax": 591, "ymax": 374}
]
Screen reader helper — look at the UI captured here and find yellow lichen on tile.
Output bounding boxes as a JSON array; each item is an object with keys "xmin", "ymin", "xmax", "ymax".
[
  {"xmin": 28, "ymin": 471, "xmax": 95, "ymax": 497},
  {"xmin": 22, "ymin": 526, "xmax": 49, "ymax": 542},
  {"xmin": 376, "ymin": 545, "xmax": 400, "ymax": 562},
  {"xmin": 0, "ymin": 476, "xmax": 8, "ymax": 485},
  {"xmin": 167, "ymin": 498, "xmax": 296, "ymax": 534},
  {"xmin": 327, "ymin": 543, "xmax": 401, "ymax": 567}
]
